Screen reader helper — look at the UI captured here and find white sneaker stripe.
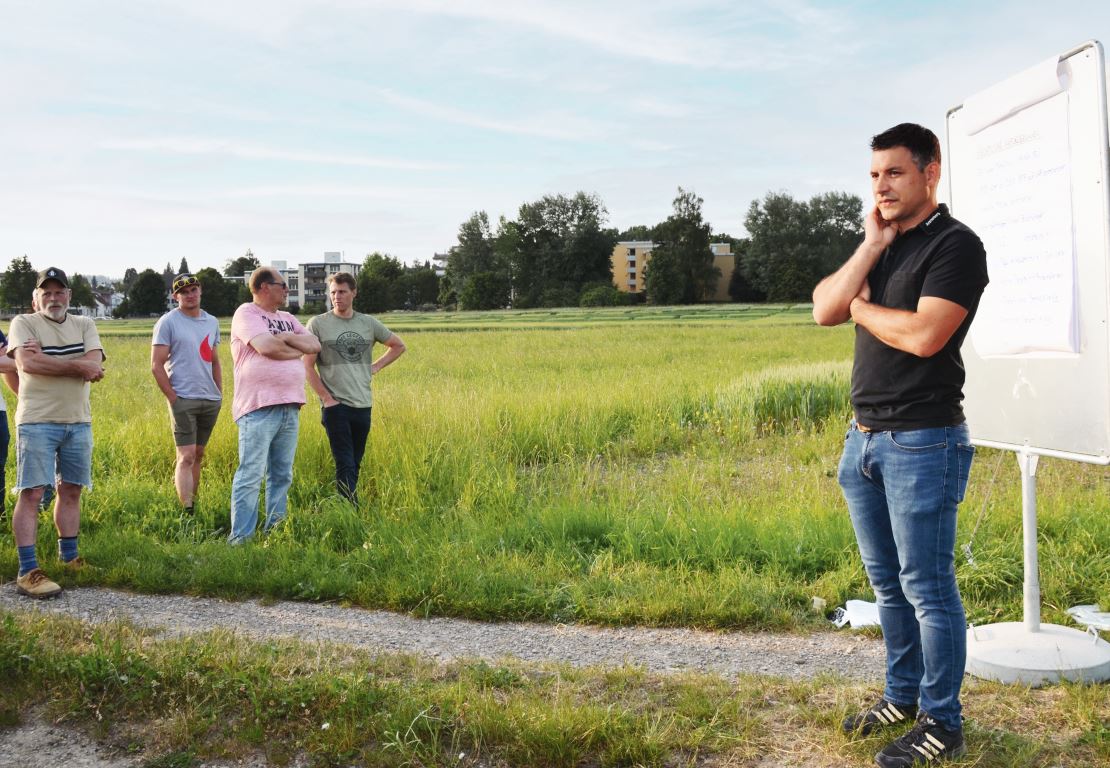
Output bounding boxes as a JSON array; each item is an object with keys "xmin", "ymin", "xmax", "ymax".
[
  {"xmin": 884, "ymin": 705, "xmax": 905, "ymax": 721},
  {"xmin": 913, "ymin": 742, "xmax": 940, "ymax": 758},
  {"xmin": 924, "ymin": 732, "xmax": 946, "ymax": 749}
]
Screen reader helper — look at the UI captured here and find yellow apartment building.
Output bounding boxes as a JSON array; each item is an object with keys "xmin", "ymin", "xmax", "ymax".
[{"xmin": 611, "ymin": 241, "xmax": 735, "ymax": 301}]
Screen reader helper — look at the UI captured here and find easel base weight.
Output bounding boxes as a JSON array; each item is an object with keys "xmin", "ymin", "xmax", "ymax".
[{"xmin": 966, "ymin": 622, "xmax": 1110, "ymax": 685}]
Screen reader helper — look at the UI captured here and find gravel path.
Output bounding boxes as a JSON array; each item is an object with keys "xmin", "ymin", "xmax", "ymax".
[
  {"xmin": 0, "ymin": 584, "xmax": 884, "ymax": 680},
  {"xmin": 0, "ymin": 585, "xmax": 884, "ymax": 767}
]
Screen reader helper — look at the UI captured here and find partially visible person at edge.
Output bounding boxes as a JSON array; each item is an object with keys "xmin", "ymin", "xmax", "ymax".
[
  {"xmin": 812, "ymin": 123, "xmax": 988, "ymax": 768},
  {"xmin": 8, "ymin": 268, "xmax": 106, "ymax": 598},
  {"xmin": 0, "ymin": 325, "xmax": 21, "ymax": 519},
  {"xmin": 228, "ymin": 266, "xmax": 320, "ymax": 544},
  {"xmin": 151, "ymin": 273, "xmax": 223, "ymax": 515},
  {"xmin": 304, "ymin": 272, "xmax": 406, "ymax": 504}
]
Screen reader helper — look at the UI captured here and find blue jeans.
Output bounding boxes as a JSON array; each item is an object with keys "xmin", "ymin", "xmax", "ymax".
[
  {"xmin": 838, "ymin": 422, "xmax": 974, "ymax": 730},
  {"xmin": 229, "ymin": 405, "xmax": 300, "ymax": 544},
  {"xmin": 321, "ymin": 403, "xmax": 371, "ymax": 503}
]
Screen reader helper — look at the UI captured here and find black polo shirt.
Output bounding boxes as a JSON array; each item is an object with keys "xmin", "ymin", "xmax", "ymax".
[{"xmin": 851, "ymin": 204, "xmax": 989, "ymax": 431}]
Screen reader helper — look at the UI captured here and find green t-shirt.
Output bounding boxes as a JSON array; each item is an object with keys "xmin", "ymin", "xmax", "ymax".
[{"xmin": 306, "ymin": 311, "xmax": 392, "ymax": 409}]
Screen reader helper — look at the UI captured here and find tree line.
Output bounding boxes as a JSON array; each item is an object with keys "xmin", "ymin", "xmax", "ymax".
[
  {"xmin": 3, "ymin": 186, "xmax": 866, "ymax": 317},
  {"xmin": 1, "ymin": 255, "xmax": 100, "ymax": 314},
  {"xmin": 442, "ymin": 187, "xmax": 865, "ymax": 309}
]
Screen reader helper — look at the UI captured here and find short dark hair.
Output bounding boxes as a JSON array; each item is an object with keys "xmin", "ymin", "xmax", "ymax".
[
  {"xmin": 871, "ymin": 123, "xmax": 940, "ymax": 171},
  {"xmin": 327, "ymin": 271, "xmax": 357, "ymax": 291}
]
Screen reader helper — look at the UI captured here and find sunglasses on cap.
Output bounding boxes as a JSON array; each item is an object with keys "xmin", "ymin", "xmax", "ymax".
[{"xmin": 172, "ymin": 274, "xmax": 199, "ymax": 293}]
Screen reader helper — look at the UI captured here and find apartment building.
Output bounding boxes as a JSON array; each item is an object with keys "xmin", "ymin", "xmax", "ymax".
[
  {"xmin": 611, "ymin": 241, "xmax": 735, "ymax": 301},
  {"xmin": 296, "ymin": 252, "xmax": 361, "ymax": 309},
  {"xmin": 251, "ymin": 253, "xmax": 360, "ymax": 310}
]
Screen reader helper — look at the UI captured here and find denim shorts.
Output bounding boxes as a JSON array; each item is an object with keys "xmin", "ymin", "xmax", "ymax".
[{"xmin": 15, "ymin": 422, "xmax": 94, "ymax": 491}]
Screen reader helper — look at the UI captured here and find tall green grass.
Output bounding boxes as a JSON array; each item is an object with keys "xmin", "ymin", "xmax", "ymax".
[{"xmin": 2, "ymin": 306, "xmax": 1107, "ymax": 630}]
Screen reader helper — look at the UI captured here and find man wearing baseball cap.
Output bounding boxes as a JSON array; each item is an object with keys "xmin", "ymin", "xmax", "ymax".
[
  {"xmin": 151, "ymin": 273, "xmax": 223, "ymax": 515},
  {"xmin": 7, "ymin": 267, "xmax": 105, "ymax": 598}
]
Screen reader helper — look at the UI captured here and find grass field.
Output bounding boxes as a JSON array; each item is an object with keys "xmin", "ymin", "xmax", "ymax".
[
  {"xmin": 1, "ymin": 304, "xmax": 1107, "ymax": 629},
  {"xmin": 2, "ymin": 303, "xmax": 1108, "ymax": 766}
]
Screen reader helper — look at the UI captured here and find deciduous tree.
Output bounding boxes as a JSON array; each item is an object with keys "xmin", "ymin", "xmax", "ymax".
[
  {"xmin": 120, "ymin": 267, "xmax": 139, "ymax": 293},
  {"xmin": 509, "ymin": 192, "xmax": 615, "ymax": 308},
  {"xmin": 742, "ymin": 191, "xmax": 863, "ymax": 302},
  {"xmin": 395, "ymin": 262, "xmax": 440, "ymax": 308},
  {"xmin": 2, "ymin": 255, "xmax": 38, "ymax": 312},
  {"xmin": 354, "ymin": 252, "xmax": 404, "ymax": 313},
  {"xmin": 644, "ymin": 188, "xmax": 719, "ymax": 304},
  {"xmin": 195, "ymin": 267, "xmax": 240, "ymax": 317},
  {"xmin": 459, "ymin": 272, "xmax": 510, "ymax": 310},
  {"xmin": 224, "ymin": 250, "xmax": 260, "ymax": 278},
  {"xmin": 448, "ymin": 212, "xmax": 498, "ymax": 280},
  {"xmin": 115, "ymin": 269, "xmax": 168, "ymax": 317},
  {"xmin": 69, "ymin": 274, "xmax": 97, "ymax": 309}
]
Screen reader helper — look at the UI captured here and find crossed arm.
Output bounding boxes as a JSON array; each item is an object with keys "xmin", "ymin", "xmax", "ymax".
[
  {"xmin": 0, "ymin": 344, "xmax": 18, "ymax": 394},
  {"xmin": 848, "ymin": 294, "xmax": 968, "ymax": 358},
  {"xmin": 812, "ymin": 207, "xmax": 967, "ymax": 358},
  {"xmin": 13, "ymin": 345, "xmax": 104, "ymax": 381},
  {"xmin": 249, "ymin": 331, "xmax": 320, "ymax": 361}
]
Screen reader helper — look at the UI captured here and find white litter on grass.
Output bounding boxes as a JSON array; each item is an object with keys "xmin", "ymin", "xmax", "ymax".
[
  {"xmin": 1066, "ymin": 605, "xmax": 1110, "ymax": 631},
  {"xmin": 831, "ymin": 600, "xmax": 881, "ymax": 629}
]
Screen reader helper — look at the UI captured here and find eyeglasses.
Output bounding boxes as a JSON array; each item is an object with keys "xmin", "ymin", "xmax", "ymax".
[
  {"xmin": 264, "ymin": 280, "xmax": 289, "ymax": 289},
  {"xmin": 172, "ymin": 274, "xmax": 199, "ymax": 293}
]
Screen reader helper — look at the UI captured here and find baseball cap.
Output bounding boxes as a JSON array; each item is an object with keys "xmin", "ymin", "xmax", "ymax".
[
  {"xmin": 172, "ymin": 273, "xmax": 200, "ymax": 293},
  {"xmin": 36, "ymin": 267, "xmax": 69, "ymax": 289}
]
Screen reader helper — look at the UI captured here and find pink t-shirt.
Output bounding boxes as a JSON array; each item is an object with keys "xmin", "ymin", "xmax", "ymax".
[{"xmin": 230, "ymin": 303, "xmax": 309, "ymax": 421}]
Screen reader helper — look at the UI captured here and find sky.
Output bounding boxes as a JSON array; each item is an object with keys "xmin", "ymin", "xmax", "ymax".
[{"xmin": 2, "ymin": 0, "xmax": 1109, "ymax": 279}]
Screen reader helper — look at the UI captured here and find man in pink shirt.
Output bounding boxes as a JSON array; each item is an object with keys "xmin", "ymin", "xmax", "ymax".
[{"xmin": 228, "ymin": 266, "xmax": 320, "ymax": 544}]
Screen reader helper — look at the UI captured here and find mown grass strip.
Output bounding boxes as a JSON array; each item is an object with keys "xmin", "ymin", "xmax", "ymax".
[{"xmin": 1, "ymin": 612, "xmax": 1106, "ymax": 767}]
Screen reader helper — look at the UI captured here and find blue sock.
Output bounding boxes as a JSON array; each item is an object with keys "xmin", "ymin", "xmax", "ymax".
[
  {"xmin": 17, "ymin": 545, "xmax": 38, "ymax": 576},
  {"xmin": 58, "ymin": 536, "xmax": 79, "ymax": 563}
]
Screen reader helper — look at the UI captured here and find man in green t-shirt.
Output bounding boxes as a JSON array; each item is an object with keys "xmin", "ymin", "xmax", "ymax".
[{"xmin": 304, "ymin": 272, "xmax": 405, "ymax": 504}]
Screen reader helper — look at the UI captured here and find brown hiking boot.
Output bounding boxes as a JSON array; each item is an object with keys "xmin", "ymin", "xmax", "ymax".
[
  {"xmin": 15, "ymin": 568, "xmax": 62, "ymax": 599},
  {"xmin": 62, "ymin": 556, "xmax": 88, "ymax": 571}
]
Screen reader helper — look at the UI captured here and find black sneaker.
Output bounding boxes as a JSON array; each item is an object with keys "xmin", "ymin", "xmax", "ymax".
[
  {"xmin": 875, "ymin": 712, "xmax": 965, "ymax": 767},
  {"xmin": 843, "ymin": 697, "xmax": 917, "ymax": 736}
]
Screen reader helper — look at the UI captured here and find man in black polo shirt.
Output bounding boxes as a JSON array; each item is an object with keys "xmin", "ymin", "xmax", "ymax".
[{"xmin": 813, "ymin": 123, "xmax": 988, "ymax": 768}]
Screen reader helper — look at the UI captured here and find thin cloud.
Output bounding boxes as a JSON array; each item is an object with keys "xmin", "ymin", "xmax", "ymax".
[
  {"xmin": 370, "ymin": 87, "xmax": 614, "ymax": 141},
  {"xmin": 387, "ymin": 0, "xmax": 855, "ymax": 71},
  {"xmin": 217, "ymin": 183, "xmax": 454, "ymax": 202},
  {"xmin": 101, "ymin": 136, "xmax": 452, "ymax": 171}
]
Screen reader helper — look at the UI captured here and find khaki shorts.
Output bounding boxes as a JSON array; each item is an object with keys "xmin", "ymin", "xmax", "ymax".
[{"xmin": 169, "ymin": 398, "xmax": 222, "ymax": 447}]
